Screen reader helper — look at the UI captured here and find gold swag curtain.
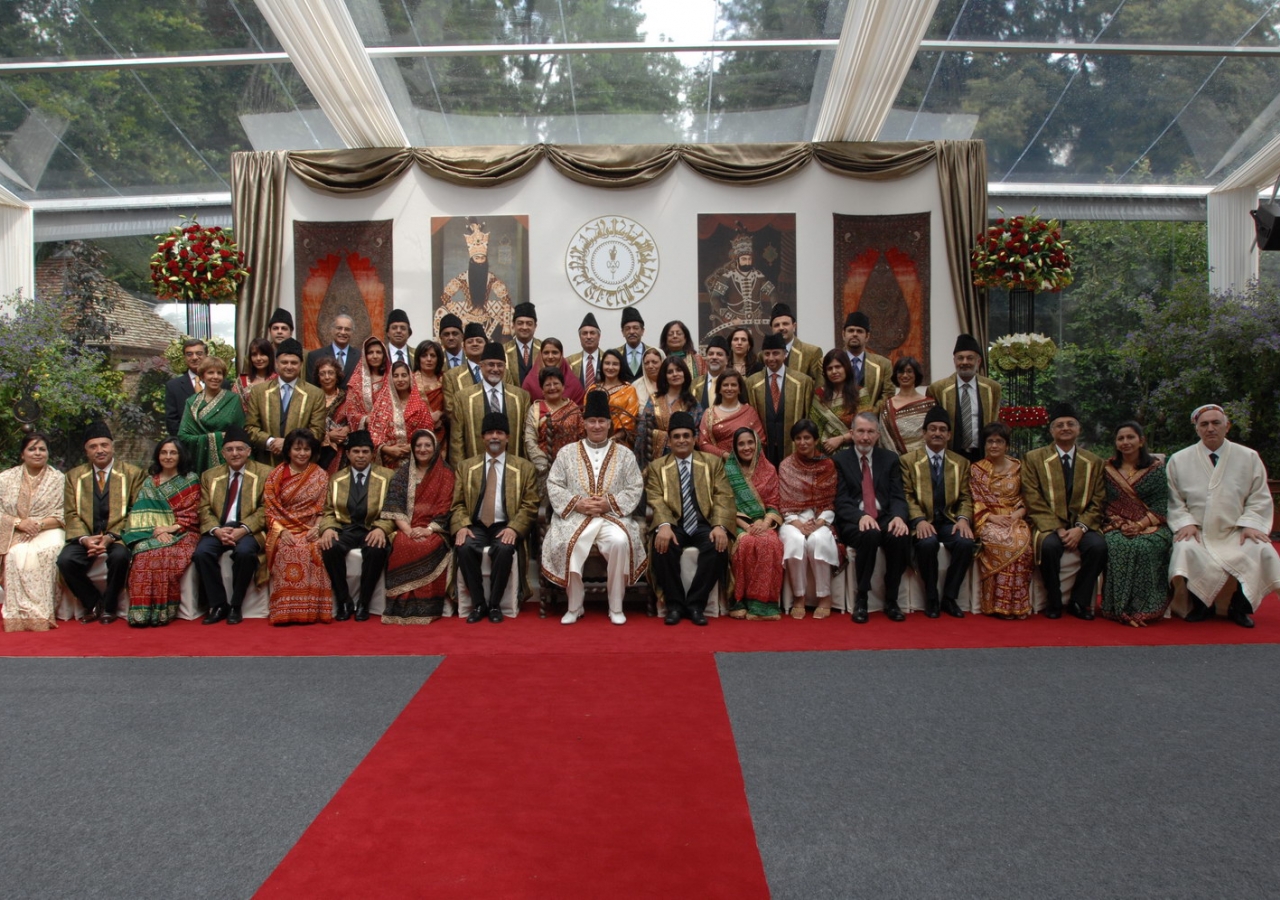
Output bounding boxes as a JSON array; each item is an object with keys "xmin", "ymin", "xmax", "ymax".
[{"xmin": 232, "ymin": 141, "xmax": 987, "ymax": 358}]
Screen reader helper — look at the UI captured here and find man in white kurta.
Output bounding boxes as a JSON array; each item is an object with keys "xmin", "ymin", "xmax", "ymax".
[
  {"xmin": 541, "ymin": 394, "xmax": 647, "ymax": 625},
  {"xmin": 1166, "ymin": 404, "xmax": 1280, "ymax": 628}
]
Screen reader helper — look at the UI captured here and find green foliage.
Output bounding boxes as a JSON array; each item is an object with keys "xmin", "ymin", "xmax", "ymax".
[
  {"xmin": 1121, "ymin": 279, "xmax": 1280, "ymax": 474},
  {"xmin": 162, "ymin": 335, "xmax": 236, "ymax": 373},
  {"xmin": 0, "ymin": 289, "xmax": 130, "ymax": 469}
]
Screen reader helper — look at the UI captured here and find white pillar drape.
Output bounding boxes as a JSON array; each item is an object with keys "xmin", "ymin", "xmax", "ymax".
[
  {"xmin": 252, "ymin": 0, "xmax": 409, "ymax": 149},
  {"xmin": 812, "ymin": 0, "xmax": 942, "ymax": 142},
  {"xmin": 0, "ymin": 184, "xmax": 34, "ymax": 304},
  {"xmin": 1207, "ymin": 130, "xmax": 1280, "ymax": 293}
]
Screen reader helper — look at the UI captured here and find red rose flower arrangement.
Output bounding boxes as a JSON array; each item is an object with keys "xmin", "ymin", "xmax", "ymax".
[
  {"xmin": 150, "ymin": 219, "xmax": 250, "ymax": 303},
  {"xmin": 971, "ymin": 209, "xmax": 1073, "ymax": 292}
]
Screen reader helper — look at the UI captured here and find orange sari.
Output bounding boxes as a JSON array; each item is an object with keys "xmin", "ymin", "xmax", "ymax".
[{"xmin": 265, "ymin": 462, "xmax": 332, "ymax": 625}]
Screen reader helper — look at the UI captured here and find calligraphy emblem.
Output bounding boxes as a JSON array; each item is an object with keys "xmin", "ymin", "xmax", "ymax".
[{"xmin": 565, "ymin": 215, "xmax": 659, "ymax": 309}]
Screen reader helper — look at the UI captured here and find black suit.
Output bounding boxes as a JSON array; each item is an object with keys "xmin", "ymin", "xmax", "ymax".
[
  {"xmin": 306, "ymin": 344, "xmax": 361, "ymax": 386},
  {"xmin": 834, "ymin": 447, "xmax": 911, "ymax": 609},
  {"xmin": 164, "ymin": 373, "xmax": 197, "ymax": 436}
]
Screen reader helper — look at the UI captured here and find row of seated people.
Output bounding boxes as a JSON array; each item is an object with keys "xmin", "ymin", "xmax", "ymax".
[
  {"xmin": 165, "ymin": 301, "xmax": 1001, "ymax": 490},
  {"xmin": 2, "ymin": 396, "xmax": 1275, "ymax": 632}
]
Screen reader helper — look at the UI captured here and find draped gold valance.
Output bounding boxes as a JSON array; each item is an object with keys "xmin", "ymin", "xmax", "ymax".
[{"xmin": 232, "ymin": 141, "xmax": 987, "ymax": 356}]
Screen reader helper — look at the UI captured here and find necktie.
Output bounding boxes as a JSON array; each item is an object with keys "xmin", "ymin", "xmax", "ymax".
[
  {"xmin": 469, "ymin": 363, "xmax": 480, "ymax": 383},
  {"xmin": 521, "ymin": 343, "xmax": 530, "ymax": 368},
  {"xmin": 1061, "ymin": 453, "xmax": 1074, "ymax": 500},
  {"xmin": 221, "ymin": 472, "xmax": 240, "ymax": 525},
  {"xmin": 480, "ymin": 459, "xmax": 498, "ymax": 527},
  {"xmin": 397, "ymin": 349, "xmax": 406, "ymax": 365},
  {"xmin": 191, "ymin": 372, "xmax": 202, "ymax": 392},
  {"xmin": 853, "ymin": 355, "xmax": 864, "ymax": 386},
  {"xmin": 355, "ymin": 472, "xmax": 365, "ymax": 488},
  {"xmin": 585, "ymin": 354, "xmax": 595, "ymax": 389},
  {"xmin": 489, "ymin": 387, "xmax": 502, "ymax": 414},
  {"xmin": 629, "ymin": 348, "xmax": 639, "ymax": 373},
  {"xmin": 1210, "ymin": 452, "xmax": 1219, "ymax": 467},
  {"xmin": 679, "ymin": 459, "xmax": 700, "ymax": 534},
  {"xmin": 770, "ymin": 373, "xmax": 781, "ymax": 409},
  {"xmin": 958, "ymin": 383, "xmax": 973, "ymax": 449},
  {"xmin": 95, "ymin": 469, "xmax": 106, "ymax": 493},
  {"xmin": 337, "ymin": 349, "xmax": 345, "ymax": 367},
  {"xmin": 451, "ymin": 355, "xmax": 461, "ymax": 368},
  {"xmin": 861, "ymin": 454, "xmax": 878, "ymax": 520},
  {"xmin": 931, "ymin": 455, "xmax": 946, "ymax": 523},
  {"xmin": 280, "ymin": 382, "xmax": 293, "ymax": 421}
]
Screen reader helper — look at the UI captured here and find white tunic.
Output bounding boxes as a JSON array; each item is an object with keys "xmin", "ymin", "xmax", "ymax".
[
  {"xmin": 1166, "ymin": 439, "xmax": 1280, "ymax": 609},
  {"xmin": 540, "ymin": 439, "xmax": 647, "ymax": 586}
]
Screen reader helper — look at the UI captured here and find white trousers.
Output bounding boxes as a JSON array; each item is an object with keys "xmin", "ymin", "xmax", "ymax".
[
  {"xmin": 565, "ymin": 522, "xmax": 632, "ymax": 615},
  {"xmin": 780, "ymin": 513, "xmax": 839, "ymax": 599}
]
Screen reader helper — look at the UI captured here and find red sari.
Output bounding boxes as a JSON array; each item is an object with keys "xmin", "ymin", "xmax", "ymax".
[
  {"xmin": 369, "ymin": 380, "xmax": 435, "ymax": 470},
  {"xmin": 265, "ymin": 462, "xmax": 332, "ymax": 625},
  {"xmin": 384, "ymin": 453, "xmax": 456, "ymax": 622},
  {"xmin": 124, "ymin": 473, "xmax": 201, "ymax": 626},
  {"xmin": 971, "ymin": 458, "xmax": 1034, "ymax": 618}
]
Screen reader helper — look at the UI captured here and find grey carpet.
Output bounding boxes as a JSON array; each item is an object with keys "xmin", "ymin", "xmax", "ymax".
[
  {"xmin": 0, "ymin": 656, "xmax": 440, "ymax": 899},
  {"xmin": 718, "ymin": 646, "xmax": 1280, "ymax": 900}
]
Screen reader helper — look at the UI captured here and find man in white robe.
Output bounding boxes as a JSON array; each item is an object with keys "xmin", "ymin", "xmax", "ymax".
[
  {"xmin": 1167, "ymin": 404, "xmax": 1280, "ymax": 628},
  {"xmin": 542, "ymin": 391, "xmax": 647, "ymax": 625}
]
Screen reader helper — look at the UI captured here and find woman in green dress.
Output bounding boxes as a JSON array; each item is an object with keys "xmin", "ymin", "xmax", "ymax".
[
  {"xmin": 725, "ymin": 428, "xmax": 785, "ymax": 619},
  {"xmin": 1101, "ymin": 421, "xmax": 1172, "ymax": 626},
  {"xmin": 178, "ymin": 355, "xmax": 245, "ymax": 473}
]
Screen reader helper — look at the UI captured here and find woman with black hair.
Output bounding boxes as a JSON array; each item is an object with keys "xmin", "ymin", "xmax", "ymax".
[{"xmin": 124, "ymin": 438, "xmax": 200, "ymax": 626}]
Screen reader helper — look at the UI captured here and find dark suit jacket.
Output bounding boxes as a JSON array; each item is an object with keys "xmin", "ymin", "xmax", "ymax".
[
  {"xmin": 746, "ymin": 367, "xmax": 815, "ymax": 462},
  {"xmin": 900, "ymin": 448, "xmax": 973, "ymax": 527},
  {"xmin": 306, "ymin": 344, "xmax": 361, "ymax": 386},
  {"xmin": 449, "ymin": 453, "xmax": 540, "ymax": 537},
  {"xmin": 616, "ymin": 342, "xmax": 648, "ymax": 380},
  {"xmin": 834, "ymin": 447, "xmax": 909, "ymax": 534},
  {"xmin": 164, "ymin": 373, "xmax": 197, "ymax": 436},
  {"xmin": 386, "ymin": 344, "xmax": 416, "ymax": 371}
]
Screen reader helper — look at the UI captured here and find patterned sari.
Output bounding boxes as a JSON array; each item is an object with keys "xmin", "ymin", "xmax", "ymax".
[
  {"xmin": 0, "ymin": 464, "xmax": 65, "ymax": 632},
  {"xmin": 413, "ymin": 373, "xmax": 447, "ymax": 445},
  {"xmin": 124, "ymin": 472, "xmax": 201, "ymax": 626},
  {"xmin": 179, "ymin": 388, "xmax": 246, "ymax": 473},
  {"xmin": 879, "ymin": 395, "xmax": 935, "ymax": 454},
  {"xmin": 370, "ymin": 380, "xmax": 435, "ymax": 471},
  {"xmin": 383, "ymin": 450, "xmax": 455, "ymax": 623},
  {"xmin": 341, "ymin": 337, "xmax": 392, "ymax": 432},
  {"xmin": 525, "ymin": 400, "xmax": 587, "ymax": 489},
  {"xmin": 1101, "ymin": 462, "xmax": 1172, "ymax": 624},
  {"xmin": 725, "ymin": 448, "xmax": 785, "ymax": 618},
  {"xmin": 811, "ymin": 390, "xmax": 855, "ymax": 447},
  {"xmin": 971, "ymin": 458, "xmax": 1034, "ymax": 618},
  {"xmin": 698, "ymin": 404, "xmax": 764, "ymax": 457},
  {"xmin": 265, "ymin": 462, "xmax": 332, "ymax": 625},
  {"xmin": 234, "ymin": 373, "xmax": 275, "ymax": 415},
  {"xmin": 320, "ymin": 388, "xmax": 347, "ymax": 474}
]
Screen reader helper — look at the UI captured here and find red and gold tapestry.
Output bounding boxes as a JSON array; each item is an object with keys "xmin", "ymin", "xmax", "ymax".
[{"xmin": 294, "ymin": 220, "xmax": 393, "ymax": 349}]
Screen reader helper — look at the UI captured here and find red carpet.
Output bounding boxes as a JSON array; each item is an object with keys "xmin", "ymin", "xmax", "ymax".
[
  {"xmin": 254, "ymin": 653, "xmax": 770, "ymax": 899},
  {"xmin": 3, "ymin": 606, "xmax": 1279, "ymax": 657}
]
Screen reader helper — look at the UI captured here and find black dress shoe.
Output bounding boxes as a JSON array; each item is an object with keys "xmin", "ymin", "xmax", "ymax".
[
  {"xmin": 924, "ymin": 600, "xmax": 940, "ymax": 619},
  {"xmin": 202, "ymin": 607, "xmax": 227, "ymax": 625},
  {"xmin": 941, "ymin": 598, "xmax": 965, "ymax": 618},
  {"xmin": 466, "ymin": 607, "xmax": 486, "ymax": 624},
  {"xmin": 851, "ymin": 606, "xmax": 869, "ymax": 624},
  {"xmin": 690, "ymin": 608, "xmax": 708, "ymax": 626},
  {"xmin": 99, "ymin": 613, "xmax": 117, "ymax": 625},
  {"xmin": 1068, "ymin": 603, "xmax": 1094, "ymax": 621},
  {"xmin": 884, "ymin": 605, "xmax": 905, "ymax": 622},
  {"xmin": 488, "ymin": 608, "xmax": 504, "ymax": 623},
  {"xmin": 1044, "ymin": 606, "xmax": 1062, "ymax": 620},
  {"xmin": 79, "ymin": 608, "xmax": 100, "ymax": 624},
  {"xmin": 664, "ymin": 607, "xmax": 683, "ymax": 625},
  {"xmin": 1228, "ymin": 607, "xmax": 1255, "ymax": 628},
  {"xmin": 227, "ymin": 608, "xmax": 243, "ymax": 625},
  {"xmin": 1184, "ymin": 598, "xmax": 1212, "ymax": 622},
  {"xmin": 334, "ymin": 603, "xmax": 351, "ymax": 622},
  {"xmin": 354, "ymin": 604, "xmax": 370, "ymax": 622}
]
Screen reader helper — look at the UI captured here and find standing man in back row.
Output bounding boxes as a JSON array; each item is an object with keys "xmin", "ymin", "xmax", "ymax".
[{"xmin": 927, "ymin": 334, "xmax": 1002, "ymax": 463}]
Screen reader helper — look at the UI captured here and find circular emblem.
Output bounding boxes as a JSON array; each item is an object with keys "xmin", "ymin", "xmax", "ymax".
[{"xmin": 565, "ymin": 215, "xmax": 659, "ymax": 309}]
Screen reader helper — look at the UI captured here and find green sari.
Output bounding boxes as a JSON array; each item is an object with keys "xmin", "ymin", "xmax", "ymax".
[
  {"xmin": 179, "ymin": 388, "xmax": 245, "ymax": 473},
  {"xmin": 724, "ymin": 451, "xmax": 785, "ymax": 617},
  {"xmin": 124, "ymin": 472, "xmax": 202, "ymax": 626}
]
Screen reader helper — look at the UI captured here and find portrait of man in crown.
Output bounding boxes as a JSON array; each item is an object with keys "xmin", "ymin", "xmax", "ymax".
[
  {"xmin": 698, "ymin": 214, "xmax": 795, "ymax": 348},
  {"xmin": 432, "ymin": 215, "xmax": 528, "ymax": 345}
]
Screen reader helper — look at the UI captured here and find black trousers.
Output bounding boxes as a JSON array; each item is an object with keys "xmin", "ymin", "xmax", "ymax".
[
  {"xmin": 652, "ymin": 524, "xmax": 726, "ymax": 614},
  {"xmin": 1039, "ymin": 530, "xmax": 1107, "ymax": 611},
  {"xmin": 914, "ymin": 520, "xmax": 976, "ymax": 604},
  {"xmin": 455, "ymin": 521, "xmax": 518, "ymax": 611},
  {"xmin": 193, "ymin": 532, "xmax": 260, "ymax": 611},
  {"xmin": 57, "ymin": 540, "xmax": 131, "ymax": 614},
  {"xmin": 841, "ymin": 524, "xmax": 910, "ymax": 608},
  {"xmin": 321, "ymin": 526, "xmax": 389, "ymax": 608}
]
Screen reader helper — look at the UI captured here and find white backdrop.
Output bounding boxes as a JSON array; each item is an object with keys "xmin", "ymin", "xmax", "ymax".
[{"xmin": 280, "ymin": 159, "xmax": 960, "ymax": 379}]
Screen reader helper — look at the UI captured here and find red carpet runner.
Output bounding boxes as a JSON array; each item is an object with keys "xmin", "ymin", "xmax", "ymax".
[{"xmin": 255, "ymin": 653, "xmax": 770, "ymax": 899}]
